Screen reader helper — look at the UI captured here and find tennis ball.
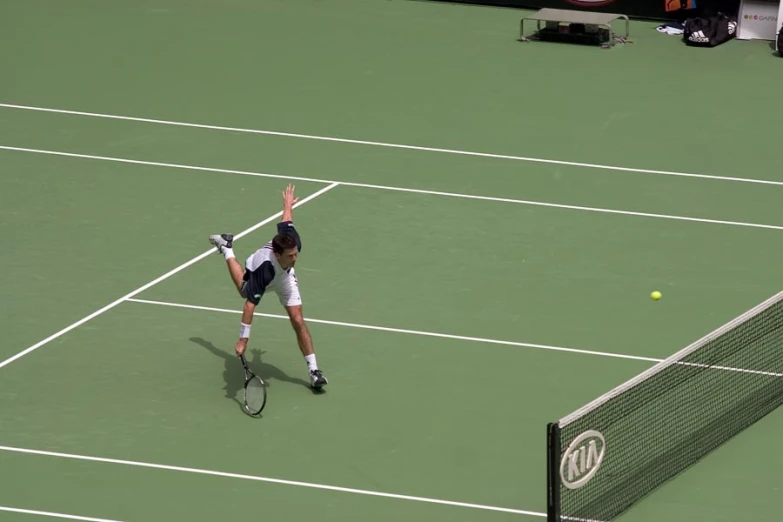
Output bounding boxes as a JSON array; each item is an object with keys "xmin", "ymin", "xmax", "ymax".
[{"xmin": 651, "ymin": 291, "xmax": 662, "ymax": 301}]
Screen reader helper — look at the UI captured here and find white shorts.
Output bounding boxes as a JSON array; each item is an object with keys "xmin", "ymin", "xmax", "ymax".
[{"xmin": 267, "ymin": 268, "xmax": 302, "ymax": 307}]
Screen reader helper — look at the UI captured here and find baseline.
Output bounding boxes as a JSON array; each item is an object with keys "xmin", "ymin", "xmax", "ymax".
[
  {"xmin": 2, "ymin": 146, "xmax": 782, "ymax": 232},
  {"xmin": 1, "ymin": 103, "xmax": 781, "ymax": 187}
]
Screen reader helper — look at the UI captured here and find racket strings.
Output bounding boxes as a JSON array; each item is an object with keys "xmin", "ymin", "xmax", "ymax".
[{"xmin": 245, "ymin": 376, "xmax": 266, "ymax": 412}]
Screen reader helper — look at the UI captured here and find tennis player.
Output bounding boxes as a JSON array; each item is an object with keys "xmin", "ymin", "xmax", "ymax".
[{"xmin": 208, "ymin": 184, "xmax": 328, "ymax": 389}]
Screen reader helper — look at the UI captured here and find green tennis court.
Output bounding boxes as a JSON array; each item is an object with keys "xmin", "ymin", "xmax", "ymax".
[{"xmin": 2, "ymin": 1, "xmax": 783, "ymax": 521}]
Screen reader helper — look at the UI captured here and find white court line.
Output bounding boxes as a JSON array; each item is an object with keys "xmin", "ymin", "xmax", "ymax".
[
  {"xmin": 0, "ymin": 445, "xmax": 545, "ymax": 518},
  {"xmin": 0, "ymin": 506, "xmax": 123, "ymax": 522},
  {"xmin": 1, "ymin": 102, "xmax": 782, "ymax": 187},
  {"xmin": 128, "ymin": 298, "xmax": 783, "ymax": 377},
  {"xmin": 0, "ymin": 183, "xmax": 339, "ymax": 371},
  {"xmin": 126, "ymin": 297, "xmax": 661, "ymax": 364},
  {"xmin": 3, "ymin": 145, "xmax": 783, "ymax": 232}
]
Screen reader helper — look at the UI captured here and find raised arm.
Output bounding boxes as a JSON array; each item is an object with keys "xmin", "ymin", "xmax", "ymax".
[{"xmin": 279, "ymin": 184, "xmax": 303, "ymax": 251}]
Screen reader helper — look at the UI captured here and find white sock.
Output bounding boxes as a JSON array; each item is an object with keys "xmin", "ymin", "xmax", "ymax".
[
  {"xmin": 223, "ymin": 247, "xmax": 235, "ymax": 260},
  {"xmin": 305, "ymin": 354, "xmax": 318, "ymax": 372}
]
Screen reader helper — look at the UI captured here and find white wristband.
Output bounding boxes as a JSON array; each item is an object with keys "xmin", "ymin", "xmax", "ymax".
[{"xmin": 239, "ymin": 322, "xmax": 251, "ymax": 339}]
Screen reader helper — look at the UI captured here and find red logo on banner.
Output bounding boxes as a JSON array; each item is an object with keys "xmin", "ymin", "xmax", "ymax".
[{"xmin": 666, "ymin": 0, "xmax": 696, "ymax": 11}]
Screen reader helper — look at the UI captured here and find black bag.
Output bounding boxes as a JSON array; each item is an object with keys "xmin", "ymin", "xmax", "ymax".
[
  {"xmin": 777, "ymin": 29, "xmax": 782, "ymax": 56},
  {"xmin": 683, "ymin": 13, "xmax": 737, "ymax": 47}
]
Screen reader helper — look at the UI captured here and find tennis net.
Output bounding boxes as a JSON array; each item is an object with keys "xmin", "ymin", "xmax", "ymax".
[{"xmin": 546, "ymin": 290, "xmax": 783, "ymax": 522}]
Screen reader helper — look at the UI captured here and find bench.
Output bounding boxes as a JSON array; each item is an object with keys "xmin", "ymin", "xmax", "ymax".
[{"xmin": 519, "ymin": 8, "xmax": 630, "ymax": 48}]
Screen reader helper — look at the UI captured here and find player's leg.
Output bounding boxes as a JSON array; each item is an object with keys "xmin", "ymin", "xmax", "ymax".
[
  {"xmin": 285, "ymin": 304, "xmax": 327, "ymax": 388},
  {"xmin": 209, "ymin": 234, "xmax": 245, "ymax": 295},
  {"xmin": 278, "ymin": 271, "xmax": 327, "ymax": 388}
]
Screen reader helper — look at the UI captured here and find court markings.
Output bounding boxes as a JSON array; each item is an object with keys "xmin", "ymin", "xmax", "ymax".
[
  {"xmin": 0, "ymin": 506, "xmax": 123, "ymax": 522},
  {"xmin": 1, "ymin": 102, "xmax": 781, "ymax": 187},
  {"xmin": 0, "ymin": 445, "xmax": 545, "ymax": 519},
  {"xmin": 0, "ymin": 183, "xmax": 340, "ymax": 371},
  {"xmin": 126, "ymin": 298, "xmax": 783, "ymax": 378},
  {"xmin": 3, "ymin": 145, "xmax": 783, "ymax": 232},
  {"xmin": 0, "ymin": 109, "xmax": 774, "ymax": 522},
  {"xmin": 127, "ymin": 298, "xmax": 661, "ymax": 363},
  {"xmin": 128, "ymin": 298, "xmax": 783, "ymax": 378}
]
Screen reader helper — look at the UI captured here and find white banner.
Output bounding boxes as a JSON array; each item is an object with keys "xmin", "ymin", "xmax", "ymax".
[
  {"xmin": 778, "ymin": 0, "xmax": 783, "ymax": 50},
  {"xmin": 737, "ymin": 0, "xmax": 780, "ymax": 40}
]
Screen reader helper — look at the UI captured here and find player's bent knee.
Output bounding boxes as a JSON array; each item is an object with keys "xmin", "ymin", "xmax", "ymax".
[
  {"xmin": 291, "ymin": 319, "xmax": 306, "ymax": 333},
  {"xmin": 286, "ymin": 306, "xmax": 306, "ymax": 329}
]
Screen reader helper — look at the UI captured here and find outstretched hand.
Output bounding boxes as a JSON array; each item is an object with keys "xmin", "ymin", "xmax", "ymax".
[
  {"xmin": 282, "ymin": 184, "xmax": 299, "ymax": 222},
  {"xmin": 283, "ymin": 184, "xmax": 300, "ymax": 209}
]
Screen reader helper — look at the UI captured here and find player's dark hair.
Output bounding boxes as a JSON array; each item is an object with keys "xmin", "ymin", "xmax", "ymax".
[{"xmin": 272, "ymin": 233, "xmax": 298, "ymax": 254}]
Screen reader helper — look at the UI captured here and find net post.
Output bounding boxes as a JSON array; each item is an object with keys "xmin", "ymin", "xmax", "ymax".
[{"xmin": 547, "ymin": 422, "xmax": 561, "ymax": 522}]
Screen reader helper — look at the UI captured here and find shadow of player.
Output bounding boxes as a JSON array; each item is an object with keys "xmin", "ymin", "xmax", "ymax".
[{"xmin": 189, "ymin": 337, "xmax": 321, "ymax": 411}]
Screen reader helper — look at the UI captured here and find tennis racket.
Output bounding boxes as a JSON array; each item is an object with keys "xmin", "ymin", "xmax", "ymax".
[{"xmin": 239, "ymin": 353, "xmax": 266, "ymax": 416}]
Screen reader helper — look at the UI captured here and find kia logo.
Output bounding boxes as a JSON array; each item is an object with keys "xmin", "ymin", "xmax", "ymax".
[{"xmin": 560, "ymin": 430, "xmax": 606, "ymax": 489}]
